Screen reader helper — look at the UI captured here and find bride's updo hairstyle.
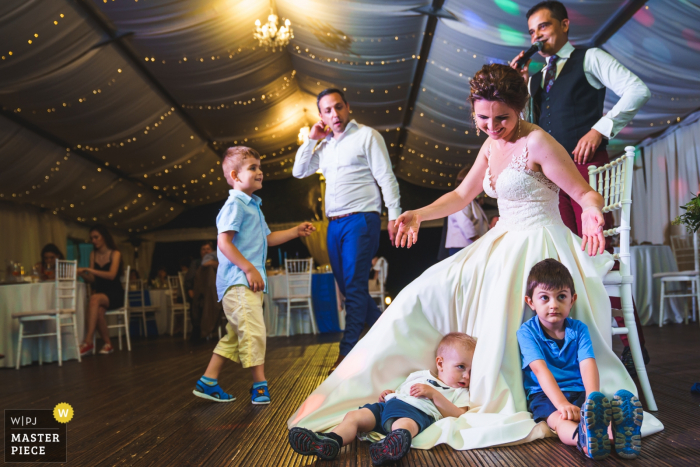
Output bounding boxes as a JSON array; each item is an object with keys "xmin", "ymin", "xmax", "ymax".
[{"xmin": 469, "ymin": 64, "xmax": 528, "ymax": 113}]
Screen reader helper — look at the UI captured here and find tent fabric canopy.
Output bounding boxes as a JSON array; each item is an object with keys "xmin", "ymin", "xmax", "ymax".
[{"xmin": 1, "ymin": 0, "xmax": 698, "ymax": 233}]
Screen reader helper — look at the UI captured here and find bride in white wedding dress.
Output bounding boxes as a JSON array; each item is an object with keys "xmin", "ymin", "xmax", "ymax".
[{"xmin": 288, "ymin": 64, "xmax": 662, "ymax": 450}]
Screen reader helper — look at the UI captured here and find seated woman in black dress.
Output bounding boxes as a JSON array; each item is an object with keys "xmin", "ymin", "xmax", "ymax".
[{"xmin": 77, "ymin": 224, "xmax": 124, "ymax": 355}]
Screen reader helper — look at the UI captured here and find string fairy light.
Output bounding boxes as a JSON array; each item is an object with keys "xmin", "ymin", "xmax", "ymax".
[
  {"xmin": 75, "ymin": 108, "xmax": 178, "ymax": 152},
  {"xmin": 2, "ymin": 13, "xmax": 65, "ymax": 61},
  {"xmin": 11, "ymin": 70, "xmax": 126, "ymax": 115},
  {"xmin": 180, "ymin": 72, "xmax": 297, "ymax": 110},
  {"xmin": 0, "ymin": 148, "xmax": 183, "ymax": 231},
  {"xmin": 136, "ymin": 32, "xmax": 421, "ymax": 66},
  {"xmin": 293, "ymin": 44, "xmax": 419, "ymax": 66}
]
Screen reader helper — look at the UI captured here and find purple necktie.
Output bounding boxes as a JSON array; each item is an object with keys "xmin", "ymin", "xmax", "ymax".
[{"xmin": 544, "ymin": 55, "xmax": 558, "ymax": 93}]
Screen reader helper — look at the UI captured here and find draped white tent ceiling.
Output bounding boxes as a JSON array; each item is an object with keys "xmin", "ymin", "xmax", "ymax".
[{"xmin": 1, "ymin": 0, "xmax": 698, "ymax": 231}]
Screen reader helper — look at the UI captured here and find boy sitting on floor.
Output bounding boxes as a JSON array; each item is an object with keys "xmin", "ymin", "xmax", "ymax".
[
  {"xmin": 289, "ymin": 332, "xmax": 474, "ymax": 466},
  {"xmin": 517, "ymin": 258, "xmax": 643, "ymax": 460}
]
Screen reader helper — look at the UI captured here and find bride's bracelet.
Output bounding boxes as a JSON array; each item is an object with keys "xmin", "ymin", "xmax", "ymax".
[{"xmin": 582, "ymin": 206, "xmax": 599, "ymax": 212}]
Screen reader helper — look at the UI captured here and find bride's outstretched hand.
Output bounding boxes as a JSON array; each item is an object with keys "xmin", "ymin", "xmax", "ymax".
[
  {"xmin": 394, "ymin": 210, "xmax": 422, "ymax": 248},
  {"xmin": 580, "ymin": 206, "xmax": 606, "ymax": 256}
]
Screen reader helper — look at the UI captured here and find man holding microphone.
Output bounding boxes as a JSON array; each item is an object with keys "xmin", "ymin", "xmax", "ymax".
[{"xmin": 511, "ymin": 1, "xmax": 651, "ymax": 372}]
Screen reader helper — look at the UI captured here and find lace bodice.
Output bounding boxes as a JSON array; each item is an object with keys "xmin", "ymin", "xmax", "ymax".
[{"xmin": 483, "ymin": 143, "xmax": 564, "ymax": 230}]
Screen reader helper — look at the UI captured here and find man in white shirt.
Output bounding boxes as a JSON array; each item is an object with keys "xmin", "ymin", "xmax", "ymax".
[
  {"xmin": 510, "ymin": 1, "xmax": 650, "ymax": 371},
  {"xmin": 293, "ymin": 89, "xmax": 401, "ymax": 372}
]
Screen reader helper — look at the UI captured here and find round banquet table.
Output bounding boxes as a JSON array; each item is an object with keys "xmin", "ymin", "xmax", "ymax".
[
  {"xmin": 0, "ymin": 281, "xmax": 86, "ymax": 368},
  {"xmin": 264, "ymin": 272, "xmax": 343, "ymax": 337},
  {"xmin": 618, "ymin": 245, "xmax": 689, "ymax": 325}
]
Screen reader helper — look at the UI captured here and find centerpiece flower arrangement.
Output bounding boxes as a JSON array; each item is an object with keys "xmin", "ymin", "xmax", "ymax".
[{"xmin": 672, "ymin": 194, "xmax": 700, "ymax": 233}]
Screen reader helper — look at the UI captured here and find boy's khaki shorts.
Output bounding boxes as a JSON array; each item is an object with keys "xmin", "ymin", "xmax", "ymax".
[{"xmin": 213, "ymin": 285, "xmax": 266, "ymax": 368}]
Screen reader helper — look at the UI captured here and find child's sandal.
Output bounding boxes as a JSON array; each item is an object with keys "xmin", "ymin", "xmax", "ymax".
[{"xmin": 192, "ymin": 381, "xmax": 235, "ymax": 403}]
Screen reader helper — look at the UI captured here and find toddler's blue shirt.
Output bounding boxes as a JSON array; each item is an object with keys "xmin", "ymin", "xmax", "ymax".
[
  {"xmin": 516, "ymin": 316, "xmax": 595, "ymax": 397},
  {"xmin": 215, "ymin": 189, "xmax": 271, "ymax": 300}
]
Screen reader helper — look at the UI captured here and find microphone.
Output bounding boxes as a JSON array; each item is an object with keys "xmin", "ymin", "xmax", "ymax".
[{"xmin": 515, "ymin": 41, "xmax": 543, "ymax": 69}]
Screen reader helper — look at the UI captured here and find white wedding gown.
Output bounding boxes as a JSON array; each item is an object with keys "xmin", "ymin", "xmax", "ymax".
[{"xmin": 288, "ymin": 145, "xmax": 664, "ymax": 450}]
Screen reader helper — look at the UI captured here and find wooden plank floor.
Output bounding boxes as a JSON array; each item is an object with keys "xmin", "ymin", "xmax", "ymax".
[{"xmin": 2, "ymin": 324, "xmax": 699, "ymax": 466}]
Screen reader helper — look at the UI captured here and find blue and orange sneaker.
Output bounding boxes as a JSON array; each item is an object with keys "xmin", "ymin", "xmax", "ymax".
[
  {"xmin": 576, "ymin": 391, "xmax": 611, "ymax": 460},
  {"xmin": 192, "ymin": 376, "xmax": 235, "ymax": 403},
  {"xmin": 288, "ymin": 427, "xmax": 341, "ymax": 461},
  {"xmin": 611, "ymin": 389, "xmax": 643, "ymax": 459},
  {"xmin": 250, "ymin": 381, "xmax": 270, "ymax": 405}
]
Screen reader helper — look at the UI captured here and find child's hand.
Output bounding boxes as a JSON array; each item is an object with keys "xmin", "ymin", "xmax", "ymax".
[
  {"xmin": 297, "ymin": 222, "xmax": 316, "ymax": 238},
  {"xmin": 378, "ymin": 390, "xmax": 394, "ymax": 402},
  {"xmin": 409, "ymin": 384, "xmax": 436, "ymax": 400},
  {"xmin": 245, "ymin": 267, "xmax": 265, "ymax": 292},
  {"xmin": 556, "ymin": 402, "xmax": 581, "ymax": 421}
]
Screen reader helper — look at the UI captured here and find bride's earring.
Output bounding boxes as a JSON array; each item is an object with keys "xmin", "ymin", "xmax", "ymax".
[{"xmin": 473, "ymin": 114, "xmax": 480, "ymax": 137}]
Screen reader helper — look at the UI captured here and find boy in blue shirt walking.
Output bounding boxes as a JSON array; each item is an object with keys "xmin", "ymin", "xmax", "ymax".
[
  {"xmin": 193, "ymin": 146, "xmax": 315, "ymax": 405},
  {"xmin": 517, "ymin": 259, "xmax": 643, "ymax": 460}
]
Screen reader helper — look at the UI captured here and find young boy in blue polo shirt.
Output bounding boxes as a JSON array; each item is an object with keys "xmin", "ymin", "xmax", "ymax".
[
  {"xmin": 192, "ymin": 146, "xmax": 315, "ymax": 405},
  {"xmin": 517, "ymin": 259, "xmax": 643, "ymax": 460}
]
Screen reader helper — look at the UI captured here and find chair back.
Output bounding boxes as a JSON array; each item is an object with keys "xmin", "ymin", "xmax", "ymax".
[
  {"xmin": 128, "ymin": 279, "xmax": 152, "ymax": 308},
  {"xmin": 285, "ymin": 258, "xmax": 313, "ymax": 299},
  {"xmin": 177, "ymin": 271, "xmax": 188, "ymax": 303},
  {"xmin": 167, "ymin": 275, "xmax": 182, "ymax": 306},
  {"xmin": 670, "ymin": 232, "xmax": 700, "ymax": 273},
  {"xmin": 55, "ymin": 259, "xmax": 77, "ymax": 312},
  {"xmin": 121, "ymin": 265, "xmax": 131, "ymax": 311},
  {"xmin": 588, "ymin": 146, "xmax": 635, "ymax": 276},
  {"xmin": 375, "ymin": 257, "xmax": 388, "ymax": 285}
]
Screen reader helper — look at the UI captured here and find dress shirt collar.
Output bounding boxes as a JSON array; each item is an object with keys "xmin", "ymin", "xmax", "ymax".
[
  {"xmin": 534, "ymin": 316, "xmax": 575, "ymax": 351},
  {"xmin": 323, "ymin": 119, "xmax": 359, "ymax": 142},
  {"xmin": 548, "ymin": 41, "xmax": 574, "ymax": 64},
  {"xmin": 228, "ymin": 189, "xmax": 262, "ymax": 206}
]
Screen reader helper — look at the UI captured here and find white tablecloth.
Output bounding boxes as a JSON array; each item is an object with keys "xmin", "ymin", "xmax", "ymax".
[
  {"xmin": 147, "ymin": 289, "xmax": 172, "ymax": 335},
  {"xmin": 1, "ymin": 282, "xmax": 86, "ymax": 368},
  {"xmin": 263, "ymin": 273, "xmax": 344, "ymax": 337},
  {"xmin": 619, "ymin": 245, "xmax": 688, "ymax": 325}
]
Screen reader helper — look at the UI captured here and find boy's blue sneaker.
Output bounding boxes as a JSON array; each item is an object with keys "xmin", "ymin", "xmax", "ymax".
[
  {"xmin": 251, "ymin": 381, "xmax": 270, "ymax": 405},
  {"xmin": 611, "ymin": 389, "xmax": 643, "ymax": 459},
  {"xmin": 193, "ymin": 377, "xmax": 235, "ymax": 403},
  {"xmin": 576, "ymin": 391, "xmax": 611, "ymax": 460},
  {"xmin": 288, "ymin": 427, "xmax": 340, "ymax": 461}
]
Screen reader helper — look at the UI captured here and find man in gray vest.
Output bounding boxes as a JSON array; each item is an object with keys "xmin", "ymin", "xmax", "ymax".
[{"xmin": 511, "ymin": 1, "xmax": 651, "ymax": 372}]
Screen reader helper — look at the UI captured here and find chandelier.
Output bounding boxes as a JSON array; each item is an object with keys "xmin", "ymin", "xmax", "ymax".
[{"xmin": 254, "ymin": 12, "xmax": 293, "ymax": 52}]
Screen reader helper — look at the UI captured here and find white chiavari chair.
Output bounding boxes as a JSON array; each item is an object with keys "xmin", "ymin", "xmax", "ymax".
[
  {"xmin": 589, "ymin": 146, "xmax": 657, "ymax": 411},
  {"xmin": 13, "ymin": 259, "xmax": 81, "ymax": 369},
  {"xmin": 274, "ymin": 258, "xmax": 318, "ymax": 337}
]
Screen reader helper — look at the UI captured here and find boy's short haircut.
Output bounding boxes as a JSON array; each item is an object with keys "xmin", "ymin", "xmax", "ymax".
[
  {"xmin": 437, "ymin": 332, "xmax": 477, "ymax": 357},
  {"xmin": 222, "ymin": 146, "xmax": 261, "ymax": 184},
  {"xmin": 526, "ymin": 258, "xmax": 576, "ymax": 297}
]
